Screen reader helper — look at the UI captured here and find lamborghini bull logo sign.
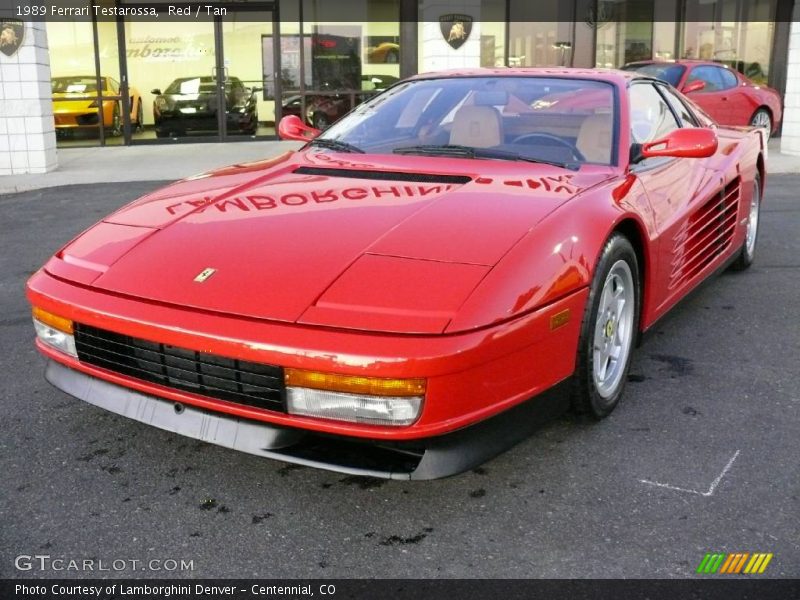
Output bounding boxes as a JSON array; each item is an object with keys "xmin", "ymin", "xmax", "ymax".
[
  {"xmin": 440, "ymin": 14, "xmax": 472, "ymax": 50},
  {"xmin": 0, "ymin": 19, "xmax": 24, "ymax": 58}
]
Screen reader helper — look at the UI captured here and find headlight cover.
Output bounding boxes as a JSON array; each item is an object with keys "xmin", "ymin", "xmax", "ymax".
[
  {"xmin": 33, "ymin": 318, "xmax": 77, "ymax": 358},
  {"xmin": 286, "ymin": 387, "xmax": 422, "ymax": 426}
]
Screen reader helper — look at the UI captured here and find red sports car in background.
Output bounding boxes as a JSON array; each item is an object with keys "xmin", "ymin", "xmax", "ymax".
[
  {"xmin": 623, "ymin": 60, "xmax": 783, "ymax": 138},
  {"xmin": 29, "ymin": 69, "xmax": 766, "ymax": 479}
]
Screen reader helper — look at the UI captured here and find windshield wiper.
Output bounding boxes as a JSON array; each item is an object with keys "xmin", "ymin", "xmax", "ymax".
[
  {"xmin": 307, "ymin": 138, "xmax": 365, "ymax": 154},
  {"xmin": 392, "ymin": 144, "xmax": 579, "ymax": 171}
]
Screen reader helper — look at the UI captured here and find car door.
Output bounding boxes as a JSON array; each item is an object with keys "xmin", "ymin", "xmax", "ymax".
[
  {"xmin": 682, "ymin": 65, "xmax": 730, "ymax": 124},
  {"xmin": 629, "ymin": 81, "xmax": 721, "ymax": 321}
]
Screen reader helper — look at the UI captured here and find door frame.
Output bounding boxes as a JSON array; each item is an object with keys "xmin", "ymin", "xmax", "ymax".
[
  {"xmin": 117, "ymin": 2, "xmax": 280, "ymax": 145},
  {"xmin": 216, "ymin": 2, "xmax": 281, "ymax": 141}
]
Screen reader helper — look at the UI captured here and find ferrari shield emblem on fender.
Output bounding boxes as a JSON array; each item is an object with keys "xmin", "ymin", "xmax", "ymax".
[
  {"xmin": 193, "ymin": 267, "xmax": 216, "ymax": 283},
  {"xmin": 0, "ymin": 19, "xmax": 24, "ymax": 58},
  {"xmin": 440, "ymin": 14, "xmax": 472, "ymax": 50}
]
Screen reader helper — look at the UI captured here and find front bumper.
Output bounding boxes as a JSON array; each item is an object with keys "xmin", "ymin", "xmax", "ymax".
[
  {"xmin": 46, "ymin": 359, "xmax": 569, "ymax": 479},
  {"xmin": 155, "ymin": 111, "xmax": 255, "ymax": 134},
  {"xmin": 29, "ymin": 268, "xmax": 585, "ymax": 441}
]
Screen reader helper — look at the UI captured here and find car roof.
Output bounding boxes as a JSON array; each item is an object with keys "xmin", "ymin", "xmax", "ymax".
[{"xmin": 408, "ymin": 67, "xmax": 647, "ymax": 85}]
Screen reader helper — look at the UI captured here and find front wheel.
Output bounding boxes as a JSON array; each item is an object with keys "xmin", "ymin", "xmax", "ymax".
[
  {"xmin": 105, "ymin": 103, "xmax": 122, "ymax": 137},
  {"xmin": 572, "ymin": 234, "xmax": 640, "ymax": 418},
  {"xmin": 313, "ymin": 112, "xmax": 330, "ymax": 130}
]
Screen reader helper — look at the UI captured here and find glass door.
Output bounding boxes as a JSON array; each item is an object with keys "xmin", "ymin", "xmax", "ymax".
[
  {"xmin": 219, "ymin": 8, "xmax": 280, "ymax": 139},
  {"xmin": 122, "ymin": 19, "xmax": 220, "ymax": 142}
]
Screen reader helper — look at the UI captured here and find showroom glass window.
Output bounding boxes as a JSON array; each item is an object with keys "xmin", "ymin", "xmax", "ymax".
[
  {"xmin": 682, "ymin": 0, "xmax": 776, "ymax": 85},
  {"xmin": 272, "ymin": 0, "xmax": 399, "ymax": 130},
  {"xmin": 46, "ymin": 19, "xmax": 110, "ymax": 148}
]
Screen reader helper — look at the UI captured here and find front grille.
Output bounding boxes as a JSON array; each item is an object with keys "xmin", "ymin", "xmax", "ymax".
[
  {"xmin": 77, "ymin": 113, "xmax": 100, "ymax": 126},
  {"xmin": 73, "ymin": 324, "xmax": 286, "ymax": 412}
]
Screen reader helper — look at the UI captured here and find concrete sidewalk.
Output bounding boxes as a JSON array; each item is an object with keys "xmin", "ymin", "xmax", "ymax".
[
  {"xmin": 1, "ymin": 137, "xmax": 798, "ymax": 195},
  {"xmin": 0, "ymin": 140, "xmax": 304, "ymax": 194}
]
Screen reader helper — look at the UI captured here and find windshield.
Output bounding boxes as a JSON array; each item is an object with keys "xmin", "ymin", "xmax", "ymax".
[
  {"xmin": 317, "ymin": 76, "xmax": 617, "ymax": 166},
  {"xmin": 623, "ymin": 63, "xmax": 686, "ymax": 87},
  {"xmin": 52, "ymin": 77, "xmax": 106, "ymax": 94},
  {"xmin": 164, "ymin": 77, "xmax": 243, "ymax": 95}
]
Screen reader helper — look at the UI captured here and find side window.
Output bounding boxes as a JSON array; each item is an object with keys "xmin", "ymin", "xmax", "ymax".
[
  {"xmin": 686, "ymin": 66, "xmax": 723, "ymax": 92},
  {"xmin": 108, "ymin": 78, "xmax": 120, "ymax": 94},
  {"xmin": 658, "ymin": 85, "xmax": 697, "ymax": 128},
  {"xmin": 717, "ymin": 68, "xmax": 739, "ymax": 90},
  {"xmin": 629, "ymin": 83, "xmax": 680, "ymax": 144}
]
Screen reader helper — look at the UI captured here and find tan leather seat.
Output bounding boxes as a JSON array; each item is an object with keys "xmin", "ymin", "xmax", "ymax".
[
  {"xmin": 576, "ymin": 113, "xmax": 613, "ymax": 164},
  {"xmin": 449, "ymin": 105, "xmax": 503, "ymax": 147}
]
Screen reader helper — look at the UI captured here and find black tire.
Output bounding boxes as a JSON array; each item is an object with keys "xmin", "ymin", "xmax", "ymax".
[
  {"xmin": 750, "ymin": 108, "xmax": 772, "ymax": 139},
  {"xmin": 155, "ymin": 130, "xmax": 169, "ymax": 138},
  {"xmin": 313, "ymin": 112, "xmax": 330, "ymax": 130},
  {"xmin": 730, "ymin": 173, "xmax": 761, "ymax": 271},
  {"xmin": 135, "ymin": 100, "xmax": 144, "ymax": 133},
  {"xmin": 572, "ymin": 234, "xmax": 641, "ymax": 418},
  {"xmin": 105, "ymin": 103, "xmax": 122, "ymax": 137}
]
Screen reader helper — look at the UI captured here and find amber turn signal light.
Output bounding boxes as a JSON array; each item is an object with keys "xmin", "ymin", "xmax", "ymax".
[
  {"xmin": 284, "ymin": 368, "xmax": 426, "ymax": 397},
  {"xmin": 32, "ymin": 306, "xmax": 74, "ymax": 334}
]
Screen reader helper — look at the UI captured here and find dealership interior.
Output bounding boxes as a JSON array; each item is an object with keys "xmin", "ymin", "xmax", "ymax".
[{"xmin": 46, "ymin": 0, "xmax": 786, "ymax": 148}]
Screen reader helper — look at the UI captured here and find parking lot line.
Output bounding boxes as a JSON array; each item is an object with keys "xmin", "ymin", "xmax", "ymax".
[{"xmin": 639, "ymin": 449, "xmax": 740, "ymax": 497}]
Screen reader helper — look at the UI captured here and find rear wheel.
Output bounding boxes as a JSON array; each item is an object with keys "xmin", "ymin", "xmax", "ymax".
[
  {"xmin": 750, "ymin": 108, "xmax": 772, "ymax": 139},
  {"xmin": 730, "ymin": 173, "xmax": 761, "ymax": 271},
  {"xmin": 572, "ymin": 235, "xmax": 640, "ymax": 418}
]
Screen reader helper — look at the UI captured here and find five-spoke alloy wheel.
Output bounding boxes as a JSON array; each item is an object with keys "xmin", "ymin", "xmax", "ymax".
[{"xmin": 573, "ymin": 234, "xmax": 640, "ymax": 418}]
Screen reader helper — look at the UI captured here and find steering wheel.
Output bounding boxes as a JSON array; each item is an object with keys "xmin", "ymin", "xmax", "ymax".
[{"xmin": 511, "ymin": 132, "xmax": 586, "ymax": 162}]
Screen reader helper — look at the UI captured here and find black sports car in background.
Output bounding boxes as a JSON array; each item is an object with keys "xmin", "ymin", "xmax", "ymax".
[{"xmin": 152, "ymin": 76, "xmax": 259, "ymax": 137}]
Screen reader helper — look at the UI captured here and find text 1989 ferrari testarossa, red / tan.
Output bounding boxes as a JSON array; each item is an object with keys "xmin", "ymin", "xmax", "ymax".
[{"xmin": 28, "ymin": 68, "xmax": 766, "ymax": 479}]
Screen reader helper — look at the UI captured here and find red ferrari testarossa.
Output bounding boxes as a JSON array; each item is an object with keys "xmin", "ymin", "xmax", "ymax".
[{"xmin": 28, "ymin": 68, "xmax": 766, "ymax": 479}]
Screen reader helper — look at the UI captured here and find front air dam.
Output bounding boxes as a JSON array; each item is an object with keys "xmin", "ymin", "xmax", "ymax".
[{"xmin": 46, "ymin": 360, "xmax": 571, "ymax": 480}]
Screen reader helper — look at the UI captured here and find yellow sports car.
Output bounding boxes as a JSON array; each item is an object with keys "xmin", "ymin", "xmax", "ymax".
[{"xmin": 52, "ymin": 75, "xmax": 142, "ymax": 137}]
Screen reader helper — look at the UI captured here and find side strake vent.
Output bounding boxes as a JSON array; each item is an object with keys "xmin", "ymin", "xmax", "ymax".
[
  {"xmin": 670, "ymin": 177, "xmax": 741, "ymax": 290},
  {"xmin": 293, "ymin": 166, "xmax": 471, "ymax": 185}
]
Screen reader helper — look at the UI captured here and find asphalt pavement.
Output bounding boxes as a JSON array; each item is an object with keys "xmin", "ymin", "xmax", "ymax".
[{"xmin": 0, "ymin": 177, "xmax": 798, "ymax": 579}]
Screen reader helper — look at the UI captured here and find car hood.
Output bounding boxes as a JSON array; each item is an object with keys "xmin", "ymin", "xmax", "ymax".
[
  {"xmin": 52, "ymin": 95, "xmax": 101, "ymax": 111},
  {"xmin": 50, "ymin": 152, "xmax": 614, "ymax": 333}
]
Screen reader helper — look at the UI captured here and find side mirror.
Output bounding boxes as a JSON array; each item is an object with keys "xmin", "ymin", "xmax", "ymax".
[
  {"xmin": 278, "ymin": 115, "xmax": 321, "ymax": 141},
  {"xmin": 151, "ymin": 88, "xmax": 162, "ymax": 95},
  {"xmin": 639, "ymin": 128, "xmax": 718, "ymax": 160},
  {"xmin": 682, "ymin": 80, "xmax": 705, "ymax": 94}
]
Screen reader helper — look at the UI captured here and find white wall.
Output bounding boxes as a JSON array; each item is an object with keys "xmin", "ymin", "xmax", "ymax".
[
  {"xmin": 780, "ymin": 3, "xmax": 800, "ymax": 155},
  {"xmin": 0, "ymin": 21, "xmax": 57, "ymax": 174},
  {"xmin": 419, "ymin": 0, "xmax": 482, "ymax": 72}
]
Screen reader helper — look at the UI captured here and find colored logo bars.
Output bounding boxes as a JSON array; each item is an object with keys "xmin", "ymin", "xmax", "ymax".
[{"xmin": 696, "ymin": 552, "xmax": 773, "ymax": 574}]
